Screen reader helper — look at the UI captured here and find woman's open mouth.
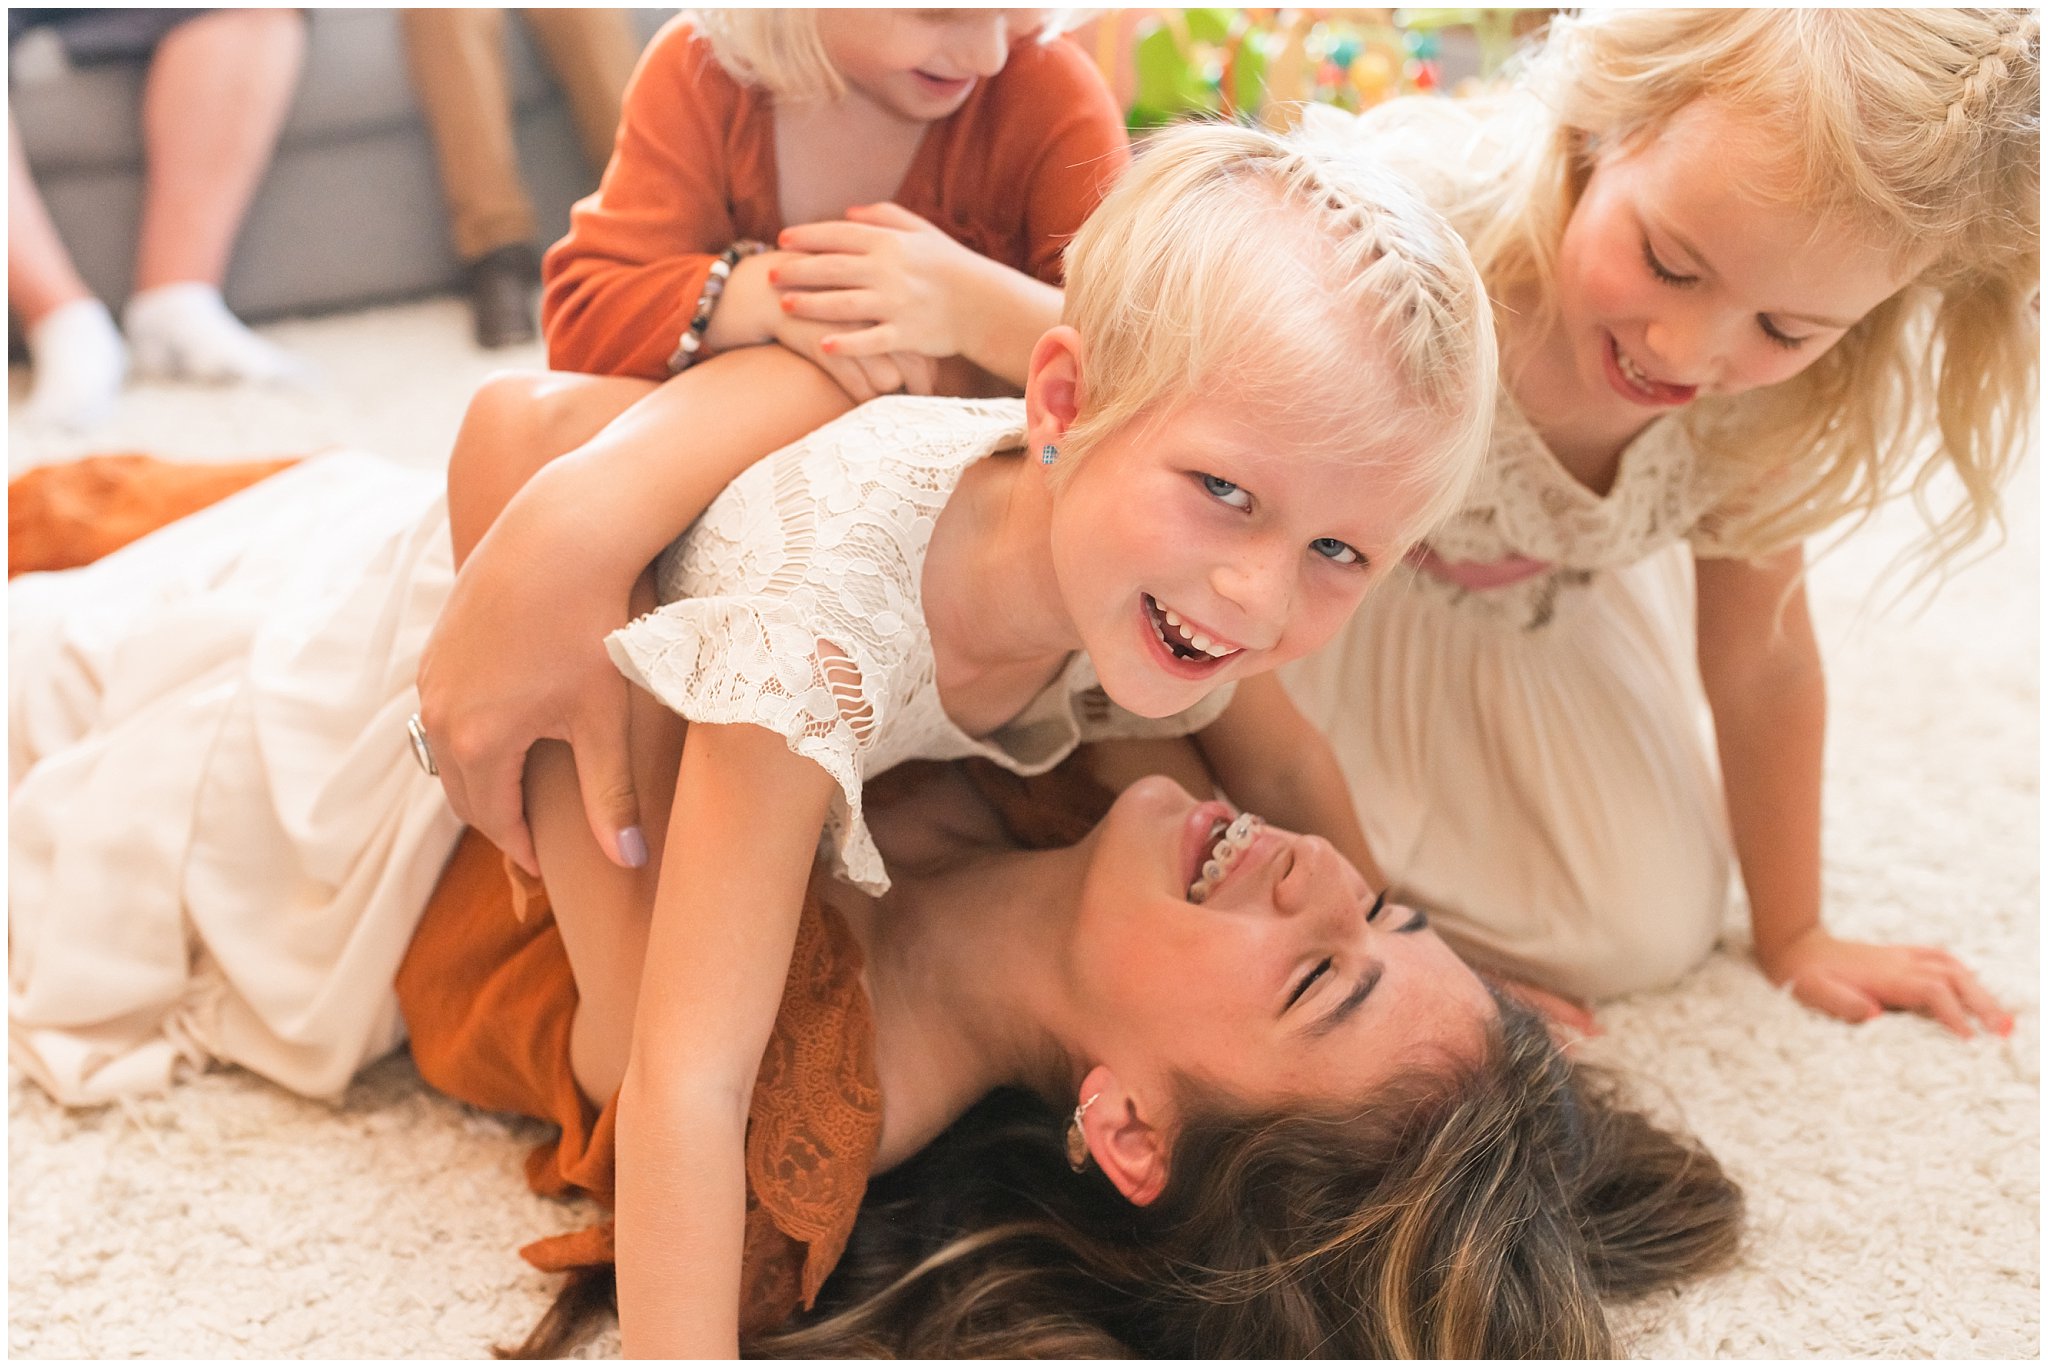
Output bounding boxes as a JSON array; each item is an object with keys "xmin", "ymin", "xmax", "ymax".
[
  {"xmin": 1141, "ymin": 593, "xmax": 1242, "ymax": 676},
  {"xmin": 1187, "ymin": 810, "xmax": 1265, "ymax": 903}
]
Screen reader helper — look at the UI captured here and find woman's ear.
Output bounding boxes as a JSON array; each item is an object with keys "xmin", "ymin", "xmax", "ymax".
[
  {"xmin": 1074, "ymin": 1064, "xmax": 1171, "ymax": 1207},
  {"xmin": 1024, "ymin": 325, "xmax": 1084, "ymax": 451}
]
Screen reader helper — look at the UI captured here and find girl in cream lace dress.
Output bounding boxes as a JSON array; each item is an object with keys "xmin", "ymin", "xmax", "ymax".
[{"xmin": 1284, "ymin": 10, "xmax": 2033, "ymax": 1029}]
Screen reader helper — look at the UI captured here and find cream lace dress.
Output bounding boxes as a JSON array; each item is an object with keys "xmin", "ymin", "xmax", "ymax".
[
  {"xmin": 1277, "ymin": 98, "xmax": 1770, "ymax": 1000},
  {"xmin": 607, "ymin": 395, "xmax": 1234, "ymax": 895},
  {"xmin": 1282, "ymin": 380, "xmax": 1758, "ymax": 1001},
  {"xmin": 10, "ymin": 400, "xmax": 1227, "ymax": 1104}
]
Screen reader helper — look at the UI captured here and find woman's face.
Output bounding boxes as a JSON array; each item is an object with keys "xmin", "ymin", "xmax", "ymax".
[
  {"xmin": 1548, "ymin": 98, "xmax": 1918, "ymax": 419},
  {"xmin": 1066, "ymin": 777, "xmax": 1497, "ymax": 1110},
  {"xmin": 815, "ymin": 10, "xmax": 1041, "ymax": 121}
]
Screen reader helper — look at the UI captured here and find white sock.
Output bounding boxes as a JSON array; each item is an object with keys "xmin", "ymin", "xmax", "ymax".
[
  {"xmin": 123, "ymin": 282, "xmax": 304, "ymax": 385},
  {"xmin": 23, "ymin": 297, "xmax": 127, "ymax": 430}
]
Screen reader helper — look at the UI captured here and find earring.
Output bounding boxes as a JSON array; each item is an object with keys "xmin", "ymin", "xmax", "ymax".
[
  {"xmin": 1065, "ymin": 1092, "xmax": 1101, "ymax": 1172},
  {"xmin": 1040, "ymin": 443, "xmax": 1058, "ymax": 466}
]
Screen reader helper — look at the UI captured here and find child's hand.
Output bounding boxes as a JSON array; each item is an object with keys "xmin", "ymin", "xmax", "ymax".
[
  {"xmin": 1759, "ymin": 927, "xmax": 2013, "ymax": 1038},
  {"xmin": 772, "ymin": 203, "xmax": 983, "ymax": 362},
  {"xmin": 771, "ymin": 312, "xmax": 937, "ymax": 404}
]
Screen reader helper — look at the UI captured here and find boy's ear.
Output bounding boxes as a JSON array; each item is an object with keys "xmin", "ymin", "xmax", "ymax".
[
  {"xmin": 1024, "ymin": 325, "xmax": 1085, "ymax": 447},
  {"xmin": 1074, "ymin": 1064, "xmax": 1172, "ymax": 1207}
]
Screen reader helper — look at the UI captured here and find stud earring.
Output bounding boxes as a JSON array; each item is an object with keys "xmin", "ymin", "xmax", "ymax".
[
  {"xmin": 1065, "ymin": 1091, "xmax": 1101, "ymax": 1172},
  {"xmin": 1040, "ymin": 443, "xmax": 1058, "ymax": 466}
]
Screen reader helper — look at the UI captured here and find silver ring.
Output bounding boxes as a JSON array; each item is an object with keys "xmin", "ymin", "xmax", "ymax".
[{"xmin": 406, "ymin": 712, "xmax": 438, "ymax": 777}]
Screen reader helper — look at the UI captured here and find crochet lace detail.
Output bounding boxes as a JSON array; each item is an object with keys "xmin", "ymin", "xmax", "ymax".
[
  {"xmin": 606, "ymin": 396, "xmax": 1231, "ymax": 892},
  {"xmin": 1416, "ymin": 392, "xmax": 1754, "ymax": 629}
]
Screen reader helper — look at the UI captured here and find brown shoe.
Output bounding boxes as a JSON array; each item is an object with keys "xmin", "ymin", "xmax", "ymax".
[{"xmin": 465, "ymin": 243, "xmax": 539, "ymax": 349}]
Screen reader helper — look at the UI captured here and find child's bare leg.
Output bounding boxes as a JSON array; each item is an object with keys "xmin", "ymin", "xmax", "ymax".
[
  {"xmin": 525, "ymin": 571, "xmax": 687, "ymax": 1103},
  {"xmin": 447, "ymin": 370, "xmax": 656, "ymax": 564}
]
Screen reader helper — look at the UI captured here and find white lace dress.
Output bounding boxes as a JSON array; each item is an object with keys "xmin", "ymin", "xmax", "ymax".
[
  {"xmin": 1282, "ymin": 389, "xmax": 1754, "ymax": 1001},
  {"xmin": 10, "ymin": 401, "xmax": 1228, "ymax": 1104},
  {"xmin": 607, "ymin": 395, "xmax": 1235, "ymax": 894}
]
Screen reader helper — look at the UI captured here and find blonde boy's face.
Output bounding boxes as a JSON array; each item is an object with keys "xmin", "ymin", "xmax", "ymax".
[
  {"xmin": 1042, "ymin": 388, "xmax": 1432, "ymax": 721},
  {"xmin": 815, "ymin": 10, "xmax": 1041, "ymax": 121},
  {"xmin": 1552, "ymin": 98, "xmax": 1921, "ymax": 416}
]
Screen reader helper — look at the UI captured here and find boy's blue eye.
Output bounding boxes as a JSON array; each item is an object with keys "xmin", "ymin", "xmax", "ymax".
[
  {"xmin": 1201, "ymin": 474, "xmax": 1252, "ymax": 510},
  {"xmin": 1311, "ymin": 537, "xmax": 1363, "ymax": 566}
]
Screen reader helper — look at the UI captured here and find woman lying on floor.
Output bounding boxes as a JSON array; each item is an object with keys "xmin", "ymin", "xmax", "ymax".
[{"xmin": 10, "ymin": 455, "xmax": 1741, "ymax": 1356}]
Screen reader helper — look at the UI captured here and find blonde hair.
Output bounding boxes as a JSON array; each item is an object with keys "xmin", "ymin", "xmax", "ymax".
[
  {"xmin": 1059, "ymin": 121, "xmax": 1498, "ymax": 555},
  {"xmin": 689, "ymin": 9, "xmax": 1076, "ymax": 106},
  {"xmin": 1449, "ymin": 8, "xmax": 2039, "ymax": 573},
  {"xmin": 688, "ymin": 9, "xmax": 842, "ymax": 103}
]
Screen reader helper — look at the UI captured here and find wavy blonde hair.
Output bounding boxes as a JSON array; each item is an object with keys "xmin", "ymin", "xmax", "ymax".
[
  {"xmin": 1443, "ymin": 8, "xmax": 2038, "ymax": 573},
  {"xmin": 1060, "ymin": 120, "xmax": 1499, "ymax": 557},
  {"xmin": 688, "ymin": 9, "xmax": 1076, "ymax": 105}
]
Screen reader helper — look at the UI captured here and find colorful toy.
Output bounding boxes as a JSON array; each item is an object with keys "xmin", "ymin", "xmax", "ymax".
[{"xmin": 1121, "ymin": 7, "xmax": 1531, "ymax": 133}]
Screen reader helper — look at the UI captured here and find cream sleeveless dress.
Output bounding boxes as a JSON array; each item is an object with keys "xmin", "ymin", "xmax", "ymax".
[
  {"xmin": 1278, "ymin": 98, "xmax": 1777, "ymax": 1000},
  {"xmin": 10, "ymin": 398, "xmax": 1229, "ymax": 1105},
  {"xmin": 1282, "ymin": 374, "xmax": 1759, "ymax": 1001}
]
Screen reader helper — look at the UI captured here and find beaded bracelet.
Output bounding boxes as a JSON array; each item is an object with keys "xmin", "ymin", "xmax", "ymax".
[{"xmin": 667, "ymin": 240, "xmax": 768, "ymax": 373}]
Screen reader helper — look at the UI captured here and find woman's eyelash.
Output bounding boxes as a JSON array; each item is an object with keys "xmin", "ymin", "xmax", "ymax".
[
  {"xmin": 1287, "ymin": 958, "xmax": 1331, "ymax": 1010},
  {"xmin": 1641, "ymin": 239, "xmax": 1697, "ymax": 287},
  {"xmin": 1367, "ymin": 891, "xmax": 1431, "ymax": 934}
]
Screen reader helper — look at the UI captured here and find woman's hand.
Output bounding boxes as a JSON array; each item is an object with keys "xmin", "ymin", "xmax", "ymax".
[
  {"xmin": 418, "ymin": 469, "xmax": 645, "ymax": 877},
  {"xmin": 772, "ymin": 203, "xmax": 984, "ymax": 363},
  {"xmin": 1758, "ymin": 927, "xmax": 2012, "ymax": 1038}
]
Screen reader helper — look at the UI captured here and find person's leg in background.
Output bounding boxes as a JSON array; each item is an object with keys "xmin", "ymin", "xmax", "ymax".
[
  {"xmin": 9, "ymin": 116, "xmax": 126, "ymax": 428},
  {"xmin": 123, "ymin": 7, "xmax": 308, "ymax": 384},
  {"xmin": 400, "ymin": 8, "xmax": 542, "ymax": 348},
  {"xmin": 520, "ymin": 9, "xmax": 637, "ymax": 178}
]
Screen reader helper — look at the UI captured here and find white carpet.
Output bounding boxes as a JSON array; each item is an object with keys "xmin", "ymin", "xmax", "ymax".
[{"xmin": 7, "ymin": 299, "xmax": 2040, "ymax": 1358}]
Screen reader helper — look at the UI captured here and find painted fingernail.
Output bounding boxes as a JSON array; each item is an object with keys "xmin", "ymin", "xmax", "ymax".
[
  {"xmin": 618, "ymin": 826, "xmax": 648, "ymax": 869},
  {"xmin": 768, "ymin": 271, "xmax": 781, "ymax": 285}
]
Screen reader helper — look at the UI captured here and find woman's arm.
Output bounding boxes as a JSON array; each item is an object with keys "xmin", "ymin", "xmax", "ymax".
[
  {"xmin": 419, "ymin": 349, "xmax": 854, "ymax": 876},
  {"xmin": 1695, "ymin": 547, "xmax": 2009, "ymax": 1036},
  {"xmin": 1191, "ymin": 674, "xmax": 1388, "ymax": 889},
  {"xmin": 614, "ymin": 720, "xmax": 839, "ymax": 1357}
]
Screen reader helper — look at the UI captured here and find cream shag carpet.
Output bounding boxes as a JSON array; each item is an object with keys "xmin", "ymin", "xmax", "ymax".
[{"xmin": 7, "ymin": 299, "xmax": 2040, "ymax": 1358}]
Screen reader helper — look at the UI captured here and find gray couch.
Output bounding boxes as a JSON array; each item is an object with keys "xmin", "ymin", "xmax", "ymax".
[{"xmin": 12, "ymin": 8, "xmax": 673, "ymax": 325}]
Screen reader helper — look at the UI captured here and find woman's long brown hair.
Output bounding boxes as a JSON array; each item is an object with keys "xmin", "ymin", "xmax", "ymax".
[{"xmin": 503, "ymin": 999, "xmax": 1741, "ymax": 1358}]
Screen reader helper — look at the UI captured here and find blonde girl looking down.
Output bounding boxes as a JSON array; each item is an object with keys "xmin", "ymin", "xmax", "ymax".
[{"xmin": 1273, "ymin": 8, "xmax": 2036, "ymax": 1031}]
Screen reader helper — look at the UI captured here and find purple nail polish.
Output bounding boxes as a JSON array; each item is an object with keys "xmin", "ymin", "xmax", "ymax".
[{"xmin": 618, "ymin": 826, "xmax": 648, "ymax": 869}]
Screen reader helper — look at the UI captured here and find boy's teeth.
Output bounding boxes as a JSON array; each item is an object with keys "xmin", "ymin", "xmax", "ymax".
[
  {"xmin": 1165, "ymin": 609, "xmax": 1183, "ymax": 627},
  {"xmin": 1191, "ymin": 632, "xmax": 1213, "ymax": 652}
]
